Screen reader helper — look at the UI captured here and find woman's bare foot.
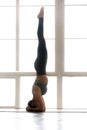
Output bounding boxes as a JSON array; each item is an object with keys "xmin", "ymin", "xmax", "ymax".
[{"xmin": 37, "ymin": 7, "xmax": 44, "ymax": 18}]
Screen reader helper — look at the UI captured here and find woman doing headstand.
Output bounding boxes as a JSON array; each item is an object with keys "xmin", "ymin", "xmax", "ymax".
[{"xmin": 26, "ymin": 7, "xmax": 48, "ymax": 112}]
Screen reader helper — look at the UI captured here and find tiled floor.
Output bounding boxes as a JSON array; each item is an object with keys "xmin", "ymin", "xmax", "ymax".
[{"xmin": 0, "ymin": 109, "xmax": 87, "ymax": 130}]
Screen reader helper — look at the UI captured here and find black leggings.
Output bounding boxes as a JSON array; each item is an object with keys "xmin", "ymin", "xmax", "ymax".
[{"xmin": 34, "ymin": 18, "xmax": 47, "ymax": 75}]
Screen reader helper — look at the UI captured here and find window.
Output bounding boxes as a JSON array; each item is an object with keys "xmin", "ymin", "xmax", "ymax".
[
  {"xmin": 64, "ymin": 39, "xmax": 87, "ymax": 72},
  {"xmin": 0, "ymin": 0, "xmax": 86, "ymax": 109},
  {"xmin": 63, "ymin": 0, "xmax": 87, "ymax": 108},
  {"xmin": 63, "ymin": 77, "xmax": 87, "ymax": 108},
  {"xmin": 0, "ymin": 40, "xmax": 16, "ymax": 71},
  {"xmin": 0, "ymin": 0, "xmax": 16, "ymax": 108},
  {"xmin": 65, "ymin": 0, "xmax": 87, "ymax": 5},
  {"xmin": 0, "ymin": 0, "xmax": 56, "ymax": 109},
  {"xmin": 0, "ymin": 79, "xmax": 15, "ymax": 107}
]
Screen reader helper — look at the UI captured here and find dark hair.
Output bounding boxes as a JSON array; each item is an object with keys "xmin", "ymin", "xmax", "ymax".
[{"xmin": 28, "ymin": 100, "xmax": 37, "ymax": 108}]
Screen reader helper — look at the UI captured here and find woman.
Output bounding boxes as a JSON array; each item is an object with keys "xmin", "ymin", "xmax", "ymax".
[{"xmin": 26, "ymin": 7, "xmax": 48, "ymax": 112}]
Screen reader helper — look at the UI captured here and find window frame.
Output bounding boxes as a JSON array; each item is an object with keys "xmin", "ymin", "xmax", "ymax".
[
  {"xmin": 0, "ymin": 0, "xmax": 57, "ymax": 109},
  {"xmin": 1, "ymin": 0, "xmax": 87, "ymax": 109}
]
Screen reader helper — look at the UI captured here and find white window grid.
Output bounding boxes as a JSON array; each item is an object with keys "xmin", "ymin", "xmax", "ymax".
[
  {"xmin": 0, "ymin": 0, "xmax": 87, "ymax": 109},
  {"xmin": 0, "ymin": 0, "xmax": 57, "ymax": 109}
]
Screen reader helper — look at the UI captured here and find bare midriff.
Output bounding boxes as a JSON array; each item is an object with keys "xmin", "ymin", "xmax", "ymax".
[{"xmin": 36, "ymin": 75, "xmax": 48, "ymax": 84}]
